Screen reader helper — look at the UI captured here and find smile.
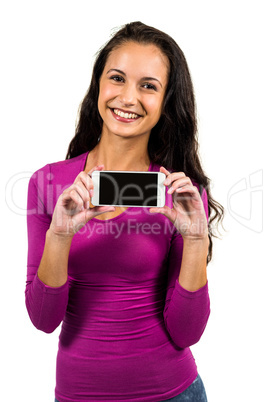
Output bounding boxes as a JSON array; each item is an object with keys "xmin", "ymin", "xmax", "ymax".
[{"xmin": 112, "ymin": 108, "xmax": 140, "ymax": 120}]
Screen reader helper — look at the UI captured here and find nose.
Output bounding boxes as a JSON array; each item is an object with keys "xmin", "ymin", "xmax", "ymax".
[{"xmin": 118, "ymin": 83, "xmax": 137, "ymax": 107}]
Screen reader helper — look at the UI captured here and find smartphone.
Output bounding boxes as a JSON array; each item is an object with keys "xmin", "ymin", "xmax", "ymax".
[{"xmin": 91, "ymin": 170, "xmax": 166, "ymax": 208}]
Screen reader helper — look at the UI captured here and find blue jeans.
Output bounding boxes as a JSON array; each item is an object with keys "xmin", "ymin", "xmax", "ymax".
[
  {"xmin": 161, "ymin": 374, "xmax": 207, "ymax": 401},
  {"xmin": 55, "ymin": 374, "xmax": 207, "ymax": 402}
]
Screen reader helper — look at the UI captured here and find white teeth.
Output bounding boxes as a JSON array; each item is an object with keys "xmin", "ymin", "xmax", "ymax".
[{"xmin": 113, "ymin": 109, "xmax": 138, "ymax": 119}]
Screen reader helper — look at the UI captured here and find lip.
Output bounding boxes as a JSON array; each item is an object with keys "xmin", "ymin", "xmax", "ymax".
[{"xmin": 109, "ymin": 108, "xmax": 141, "ymax": 123}]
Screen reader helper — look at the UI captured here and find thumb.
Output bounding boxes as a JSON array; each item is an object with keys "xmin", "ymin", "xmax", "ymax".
[
  {"xmin": 149, "ymin": 205, "xmax": 172, "ymax": 219},
  {"xmin": 85, "ymin": 206, "xmax": 115, "ymax": 220}
]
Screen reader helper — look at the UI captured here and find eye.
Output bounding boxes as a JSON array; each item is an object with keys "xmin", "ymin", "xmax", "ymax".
[
  {"xmin": 142, "ymin": 82, "xmax": 157, "ymax": 91},
  {"xmin": 110, "ymin": 75, "xmax": 125, "ymax": 83}
]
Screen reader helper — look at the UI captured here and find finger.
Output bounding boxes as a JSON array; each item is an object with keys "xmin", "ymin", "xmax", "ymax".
[
  {"xmin": 75, "ymin": 166, "xmax": 105, "ymax": 205},
  {"xmin": 160, "ymin": 167, "xmax": 186, "ymax": 187},
  {"xmin": 86, "ymin": 205, "xmax": 116, "ymax": 219},
  {"xmin": 65, "ymin": 182, "xmax": 90, "ymax": 211},
  {"xmin": 164, "ymin": 173, "xmax": 186, "ymax": 187},
  {"xmin": 74, "ymin": 171, "xmax": 92, "ymax": 192},
  {"xmin": 175, "ymin": 183, "xmax": 199, "ymax": 197},
  {"xmin": 77, "ymin": 172, "xmax": 95, "ymax": 205},
  {"xmin": 149, "ymin": 205, "xmax": 172, "ymax": 216},
  {"xmin": 149, "ymin": 205, "xmax": 177, "ymax": 227},
  {"xmin": 73, "ymin": 182, "xmax": 91, "ymax": 208},
  {"xmin": 160, "ymin": 166, "xmax": 171, "ymax": 177},
  {"xmin": 62, "ymin": 187, "xmax": 85, "ymax": 212},
  {"xmin": 173, "ymin": 185, "xmax": 203, "ymax": 210},
  {"xmin": 87, "ymin": 164, "xmax": 105, "ymax": 177},
  {"xmin": 86, "ymin": 165, "xmax": 105, "ymax": 201},
  {"xmin": 167, "ymin": 177, "xmax": 193, "ymax": 194}
]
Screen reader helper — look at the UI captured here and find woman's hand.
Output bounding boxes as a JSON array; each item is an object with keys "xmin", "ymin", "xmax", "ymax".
[
  {"xmin": 50, "ymin": 165, "xmax": 115, "ymax": 237},
  {"xmin": 149, "ymin": 167, "xmax": 208, "ymax": 241}
]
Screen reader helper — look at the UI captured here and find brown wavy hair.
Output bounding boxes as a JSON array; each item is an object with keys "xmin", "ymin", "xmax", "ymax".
[{"xmin": 66, "ymin": 21, "xmax": 224, "ymax": 262}]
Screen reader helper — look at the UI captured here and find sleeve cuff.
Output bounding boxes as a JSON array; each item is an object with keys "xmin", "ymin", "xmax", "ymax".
[
  {"xmin": 175, "ymin": 278, "xmax": 209, "ymax": 299},
  {"xmin": 35, "ymin": 273, "xmax": 69, "ymax": 294}
]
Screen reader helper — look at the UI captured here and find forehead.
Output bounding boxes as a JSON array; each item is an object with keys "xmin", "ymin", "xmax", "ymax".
[{"xmin": 104, "ymin": 42, "xmax": 169, "ymax": 81}]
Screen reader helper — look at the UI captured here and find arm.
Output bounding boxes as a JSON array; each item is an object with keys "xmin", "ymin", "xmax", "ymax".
[
  {"xmin": 163, "ymin": 232, "xmax": 210, "ymax": 348},
  {"xmin": 150, "ymin": 174, "xmax": 210, "ymax": 348},
  {"xmin": 25, "ymin": 166, "xmax": 70, "ymax": 333},
  {"xmin": 25, "ymin": 164, "xmax": 115, "ymax": 333},
  {"xmin": 179, "ymin": 234, "xmax": 208, "ymax": 291},
  {"xmin": 37, "ymin": 229, "xmax": 72, "ymax": 288}
]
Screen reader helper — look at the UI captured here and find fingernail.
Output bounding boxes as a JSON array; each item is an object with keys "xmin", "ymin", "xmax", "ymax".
[
  {"xmin": 164, "ymin": 179, "xmax": 170, "ymax": 185},
  {"xmin": 90, "ymin": 190, "xmax": 93, "ymax": 198},
  {"xmin": 86, "ymin": 201, "xmax": 90, "ymax": 209}
]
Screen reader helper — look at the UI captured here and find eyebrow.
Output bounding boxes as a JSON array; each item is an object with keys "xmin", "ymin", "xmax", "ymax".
[{"xmin": 106, "ymin": 68, "xmax": 163, "ymax": 88}]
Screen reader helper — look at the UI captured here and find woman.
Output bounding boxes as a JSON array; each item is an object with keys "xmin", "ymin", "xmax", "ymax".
[{"xmin": 26, "ymin": 21, "xmax": 223, "ymax": 401}]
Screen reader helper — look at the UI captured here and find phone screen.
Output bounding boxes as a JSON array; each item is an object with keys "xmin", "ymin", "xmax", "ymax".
[{"xmin": 99, "ymin": 172, "xmax": 158, "ymax": 206}]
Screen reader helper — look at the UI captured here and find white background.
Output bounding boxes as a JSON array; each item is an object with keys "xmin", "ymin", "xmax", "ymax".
[{"xmin": 1, "ymin": 1, "xmax": 267, "ymax": 401}]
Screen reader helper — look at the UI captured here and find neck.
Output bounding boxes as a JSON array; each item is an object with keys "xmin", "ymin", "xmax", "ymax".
[{"xmin": 90, "ymin": 132, "xmax": 151, "ymax": 171}]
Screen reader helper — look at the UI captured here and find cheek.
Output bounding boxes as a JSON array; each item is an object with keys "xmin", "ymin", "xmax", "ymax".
[
  {"xmin": 145, "ymin": 97, "xmax": 164, "ymax": 118},
  {"xmin": 99, "ymin": 83, "xmax": 117, "ymax": 105}
]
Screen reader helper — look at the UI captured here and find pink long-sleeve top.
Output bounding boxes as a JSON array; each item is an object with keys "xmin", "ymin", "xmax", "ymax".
[{"xmin": 25, "ymin": 152, "xmax": 210, "ymax": 402}]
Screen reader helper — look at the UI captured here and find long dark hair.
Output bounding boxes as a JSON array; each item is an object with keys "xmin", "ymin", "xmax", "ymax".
[{"xmin": 66, "ymin": 21, "xmax": 224, "ymax": 262}]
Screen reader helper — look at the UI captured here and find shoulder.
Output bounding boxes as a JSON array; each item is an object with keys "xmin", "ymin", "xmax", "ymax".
[
  {"xmin": 27, "ymin": 152, "xmax": 89, "ymax": 213},
  {"xmin": 45, "ymin": 152, "xmax": 88, "ymax": 176},
  {"xmin": 150, "ymin": 161, "xmax": 161, "ymax": 172},
  {"xmin": 29, "ymin": 152, "xmax": 89, "ymax": 185}
]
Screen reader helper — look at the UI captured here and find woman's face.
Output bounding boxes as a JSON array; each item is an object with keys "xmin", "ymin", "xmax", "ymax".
[{"xmin": 98, "ymin": 41, "xmax": 169, "ymax": 140}]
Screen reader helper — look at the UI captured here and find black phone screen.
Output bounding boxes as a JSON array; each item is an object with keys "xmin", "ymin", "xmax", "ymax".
[{"xmin": 99, "ymin": 172, "xmax": 158, "ymax": 206}]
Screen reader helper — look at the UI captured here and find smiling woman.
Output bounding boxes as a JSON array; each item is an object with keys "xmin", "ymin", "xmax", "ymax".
[
  {"xmin": 97, "ymin": 41, "xmax": 169, "ymax": 140},
  {"xmin": 26, "ymin": 21, "xmax": 223, "ymax": 402}
]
